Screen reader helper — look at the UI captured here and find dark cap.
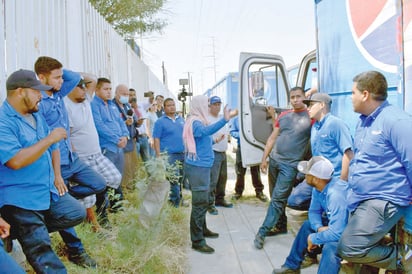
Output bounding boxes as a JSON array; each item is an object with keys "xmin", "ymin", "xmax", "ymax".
[
  {"xmin": 77, "ymin": 78, "xmax": 92, "ymax": 89},
  {"xmin": 303, "ymin": 93, "xmax": 332, "ymax": 105},
  {"xmin": 210, "ymin": 96, "xmax": 222, "ymax": 104},
  {"xmin": 6, "ymin": 69, "xmax": 52, "ymax": 91}
]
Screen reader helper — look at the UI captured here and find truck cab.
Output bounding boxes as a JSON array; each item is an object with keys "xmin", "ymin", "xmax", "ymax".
[{"xmin": 237, "ymin": 52, "xmax": 315, "ymax": 167}]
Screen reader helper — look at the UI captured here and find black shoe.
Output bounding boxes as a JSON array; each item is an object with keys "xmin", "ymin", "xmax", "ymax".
[
  {"xmin": 204, "ymin": 229, "xmax": 219, "ymax": 238},
  {"xmin": 256, "ymin": 192, "xmax": 268, "ymax": 202},
  {"xmin": 68, "ymin": 251, "xmax": 97, "ymax": 268},
  {"xmin": 272, "ymin": 266, "xmax": 300, "ymax": 274},
  {"xmin": 192, "ymin": 243, "xmax": 215, "ymax": 254},
  {"xmin": 266, "ymin": 225, "xmax": 287, "ymax": 237},
  {"xmin": 215, "ymin": 200, "xmax": 233, "ymax": 208},
  {"xmin": 232, "ymin": 193, "xmax": 242, "ymax": 200},
  {"xmin": 207, "ymin": 206, "xmax": 218, "ymax": 215}
]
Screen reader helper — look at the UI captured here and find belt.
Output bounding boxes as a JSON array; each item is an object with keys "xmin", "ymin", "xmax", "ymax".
[{"xmin": 138, "ymin": 134, "xmax": 148, "ymax": 138}]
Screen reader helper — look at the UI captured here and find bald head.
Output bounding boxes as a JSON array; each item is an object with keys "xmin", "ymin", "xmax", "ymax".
[{"xmin": 115, "ymin": 84, "xmax": 130, "ymax": 104}]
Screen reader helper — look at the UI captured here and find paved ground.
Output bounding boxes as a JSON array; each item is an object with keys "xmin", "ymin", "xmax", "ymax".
[{"xmin": 187, "ymin": 149, "xmax": 318, "ymax": 274}]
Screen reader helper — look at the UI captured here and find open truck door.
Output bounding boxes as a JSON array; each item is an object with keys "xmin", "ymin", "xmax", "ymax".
[{"xmin": 238, "ymin": 52, "xmax": 290, "ymax": 167}]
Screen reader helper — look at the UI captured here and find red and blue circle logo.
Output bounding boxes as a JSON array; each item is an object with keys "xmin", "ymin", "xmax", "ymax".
[{"xmin": 346, "ymin": 0, "xmax": 403, "ymax": 73}]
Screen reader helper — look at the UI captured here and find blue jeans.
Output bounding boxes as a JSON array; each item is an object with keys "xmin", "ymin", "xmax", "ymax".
[
  {"xmin": 338, "ymin": 199, "xmax": 405, "ymax": 270},
  {"xmin": 209, "ymin": 151, "xmax": 228, "ymax": 206},
  {"xmin": 185, "ymin": 164, "xmax": 210, "ymax": 245},
  {"xmin": 0, "ymin": 240, "xmax": 25, "ymax": 274},
  {"xmin": 287, "ymin": 180, "xmax": 313, "ymax": 210},
  {"xmin": 1, "ymin": 193, "xmax": 85, "ymax": 273},
  {"xmin": 103, "ymin": 149, "xmax": 125, "ymax": 201},
  {"xmin": 136, "ymin": 136, "xmax": 150, "ymax": 162},
  {"xmin": 167, "ymin": 153, "xmax": 185, "ymax": 207},
  {"xmin": 284, "ymin": 220, "xmax": 341, "ymax": 274},
  {"xmin": 258, "ymin": 159, "xmax": 297, "ymax": 237},
  {"xmin": 61, "ymin": 155, "xmax": 106, "ymax": 199}
]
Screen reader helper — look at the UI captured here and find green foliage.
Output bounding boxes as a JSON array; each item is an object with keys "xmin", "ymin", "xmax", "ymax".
[
  {"xmin": 89, "ymin": 0, "xmax": 168, "ymax": 38},
  {"xmin": 50, "ymin": 156, "xmax": 189, "ymax": 273}
]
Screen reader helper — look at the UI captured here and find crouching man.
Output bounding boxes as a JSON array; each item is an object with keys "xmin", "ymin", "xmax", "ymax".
[{"xmin": 272, "ymin": 156, "xmax": 348, "ymax": 274}]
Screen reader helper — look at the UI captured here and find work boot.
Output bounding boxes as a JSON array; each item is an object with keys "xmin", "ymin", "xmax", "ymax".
[{"xmin": 69, "ymin": 251, "xmax": 97, "ymax": 268}]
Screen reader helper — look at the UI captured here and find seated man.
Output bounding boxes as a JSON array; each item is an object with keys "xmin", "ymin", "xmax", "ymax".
[
  {"xmin": 0, "ymin": 69, "xmax": 86, "ymax": 273},
  {"xmin": 272, "ymin": 156, "xmax": 348, "ymax": 274}
]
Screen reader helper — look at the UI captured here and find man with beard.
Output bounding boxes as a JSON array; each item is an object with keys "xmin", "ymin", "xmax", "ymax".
[
  {"xmin": 0, "ymin": 69, "xmax": 86, "ymax": 273},
  {"xmin": 35, "ymin": 56, "xmax": 104, "ymax": 268}
]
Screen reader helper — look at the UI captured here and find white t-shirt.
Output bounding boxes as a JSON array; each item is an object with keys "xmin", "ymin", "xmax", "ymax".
[
  {"xmin": 209, "ymin": 114, "xmax": 228, "ymax": 152},
  {"xmin": 64, "ymin": 97, "xmax": 101, "ymax": 157}
]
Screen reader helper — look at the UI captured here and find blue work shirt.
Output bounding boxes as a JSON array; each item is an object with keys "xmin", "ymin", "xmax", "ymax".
[
  {"xmin": 153, "ymin": 115, "xmax": 185, "ymax": 154},
  {"xmin": 39, "ymin": 69, "xmax": 80, "ymax": 165},
  {"xmin": 91, "ymin": 96, "xmax": 129, "ymax": 153},
  {"xmin": 308, "ymin": 178, "xmax": 348, "ymax": 245},
  {"xmin": 185, "ymin": 118, "xmax": 227, "ymax": 168},
  {"xmin": 311, "ymin": 113, "xmax": 353, "ymax": 177},
  {"xmin": 348, "ymin": 101, "xmax": 412, "ymax": 211},
  {"xmin": 229, "ymin": 116, "xmax": 240, "ymax": 145},
  {"xmin": 0, "ymin": 101, "xmax": 59, "ymax": 210}
]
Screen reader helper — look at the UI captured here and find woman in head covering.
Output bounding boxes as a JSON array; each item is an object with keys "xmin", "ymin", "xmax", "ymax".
[{"xmin": 183, "ymin": 95, "xmax": 237, "ymax": 254}]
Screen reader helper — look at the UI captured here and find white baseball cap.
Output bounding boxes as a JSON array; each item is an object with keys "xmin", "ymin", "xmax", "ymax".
[{"xmin": 297, "ymin": 156, "xmax": 334, "ymax": 180}]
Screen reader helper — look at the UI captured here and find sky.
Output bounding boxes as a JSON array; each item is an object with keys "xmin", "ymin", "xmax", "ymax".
[{"xmin": 141, "ymin": 0, "xmax": 317, "ymax": 96}]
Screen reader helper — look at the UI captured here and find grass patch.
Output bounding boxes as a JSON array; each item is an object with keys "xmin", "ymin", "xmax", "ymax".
[{"xmin": 42, "ymin": 157, "xmax": 189, "ymax": 274}]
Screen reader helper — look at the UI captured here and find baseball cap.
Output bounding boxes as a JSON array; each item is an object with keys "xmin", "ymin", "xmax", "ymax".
[
  {"xmin": 210, "ymin": 96, "xmax": 222, "ymax": 105},
  {"xmin": 303, "ymin": 93, "xmax": 332, "ymax": 106},
  {"xmin": 6, "ymin": 69, "xmax": 52, "ymax": 91},
  {"xmin": 297, "ymin": 156, "xmax": 334, "ymax": 180},
  {"xmin": 77, "ymin": 78, "xmax": 92, "ymax": 89}
]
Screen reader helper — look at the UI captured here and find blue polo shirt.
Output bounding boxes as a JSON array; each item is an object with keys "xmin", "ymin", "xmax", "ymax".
[
  {"xmin": 311, "ymin": 113, "xmax": 353, "ymax": 177},
  {"xmin": 185, "ymin": 118, "xmax": 227, "ymax": 168},
  {"xmin": 153, "ymin": 115, "xmax": 185, "ymax": 154},
  {"xmin": 308, "ymin": 178, "xmax": 348, "ymax": 245},
  {"xmin": 0, "ymin": 101, "xmax": 59, "ymax": 210},
  {"xmin": 91, "ymin": 96, "xmax": 129, "ymax": 153},
  {"xmin": 39, "ymin": 69, "xmax": 80, "ymax": 165},
  {"xmin": 348, "ymin": 101, "xmax": 412, "ymax": 211}
]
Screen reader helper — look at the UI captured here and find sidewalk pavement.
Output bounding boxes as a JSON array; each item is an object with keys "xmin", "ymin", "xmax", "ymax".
[{"xmin": 187, "ymin": 149, "xmax": 318, "ymax": 274}]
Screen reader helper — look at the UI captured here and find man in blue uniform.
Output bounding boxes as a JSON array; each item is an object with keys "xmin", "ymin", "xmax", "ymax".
[
  {"xmin": 338, "ymin": 71, "xmax": 412, "ymax": 271},
  {"xmin": 0, "ymin": 69, "xmax": 86, "ymax": 273}
]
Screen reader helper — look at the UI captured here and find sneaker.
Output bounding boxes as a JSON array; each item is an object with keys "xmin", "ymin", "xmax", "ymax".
[
  {"xmin": 254, "ymin": 233, "xmax": 265, "ymax": 249},
  {"xmin": 300, "ymin": 254, "xmax": 318, "ymax": 268},
  {"xmin": 68, "ymin": 251, "xmax": 97, "ymax": 268},
  {"xmin": 266, "ymin": 225, "xmax": 287, "ymax": 237},
  {"xmin": 232, "ymin": 193, "xmax": 242, "ymax": 200},
  {"xmin": 192, "ymin": 243, "xmax": 215, "ymax": 254},
  {"xmin": 256, "ymin": 192, "xmax": 268, "ymax": 202},
  {"xmin": 207, "ymin": 206, "xmax": 218, "ymax": 215},
  {"xmin": 215, "ymin": 199, "xmax": 233, "ymax": 208},
  {"xmin": 272, "ymin": 266, "xmax": 300, "ymax": 274}
]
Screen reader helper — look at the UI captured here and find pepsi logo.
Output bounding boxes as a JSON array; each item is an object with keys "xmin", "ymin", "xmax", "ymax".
[{"xmin": 346, "ymin": 0, "xmax": 405, "ymax": 73}]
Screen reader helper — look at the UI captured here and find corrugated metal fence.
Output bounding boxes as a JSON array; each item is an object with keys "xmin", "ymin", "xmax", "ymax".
[{"xmin": 0, "ymin": 0, "xmax": 171, "ymax": 103}]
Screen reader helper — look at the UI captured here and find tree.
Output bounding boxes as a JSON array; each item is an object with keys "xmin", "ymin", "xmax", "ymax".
[{"xmin": 89, "ymin": 0, "xmax": 168, "ymax": 38}]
